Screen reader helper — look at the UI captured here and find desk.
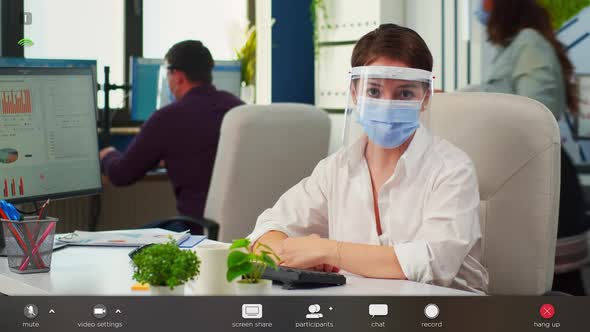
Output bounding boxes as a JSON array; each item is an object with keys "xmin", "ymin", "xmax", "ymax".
[
  {"xmin": 98, "ymin": 127, "xmax": 141, "ymax": 135},
  {"xmin": 0, "ymin": 242, "xmax": 471, "ymax": 296}
]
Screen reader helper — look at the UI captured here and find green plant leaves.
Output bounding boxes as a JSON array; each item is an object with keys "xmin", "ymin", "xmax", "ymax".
[
  {"xmin": 226, "ymin": 238, "xmax": 281, "ymax": 283},
  {"xmin": 227, "ymin": 250, "xmax": 250, "ymax": 267},
  {"xmin": 311, "ymin": 0, "xmax": 329, "ymax": 57},
  {"xmin": 227, "ymin": 261, "xmax": 253, "ymax": 282},
  {"xmin": 260, "ymin": 251, "xmax": 278, "ymax": 270},
  {"xmin": 230, "ymin": 238, "xmax": 251, "ymax": 250},
  {"xmin": 538, "ymin": 0, "xmax": 590, "ymax": 29},
  {"xmin": 131, "ymin": 240, "xmax": 200, "ymax": 290},
  {"xmin": 236, "ymin": 26, "xmax": 256, "ymax": 86}
]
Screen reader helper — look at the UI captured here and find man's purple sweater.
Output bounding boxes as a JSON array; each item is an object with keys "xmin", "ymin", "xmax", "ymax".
[{"xmin": 101, "ymin": 84, "xmax": 244, "ymax": 218}]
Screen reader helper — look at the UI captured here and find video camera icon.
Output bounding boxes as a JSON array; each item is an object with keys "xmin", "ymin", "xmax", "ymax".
[{"xmin": 93, "ymin": 304, "xmax": 107, "ymax": 319}]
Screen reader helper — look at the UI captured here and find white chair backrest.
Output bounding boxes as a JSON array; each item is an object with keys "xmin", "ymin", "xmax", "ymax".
[
  {"xmin": 204, "ymin": 103, "xmax": 331, "ymax": 242},
  {"xmin": 430, "ymin": 92, "xmax": 561, "ymax": 295}
]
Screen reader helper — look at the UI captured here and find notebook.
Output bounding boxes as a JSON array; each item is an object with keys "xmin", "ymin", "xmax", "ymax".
[{"xmin": 56, "ymin": 228, "xmax": 191, "ymax": 247}]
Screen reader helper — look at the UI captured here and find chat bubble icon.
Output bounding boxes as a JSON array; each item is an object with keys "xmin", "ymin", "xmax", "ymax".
[{"xmin": 369, "ymin": 304, "xmax": 388, "ymax": 318}]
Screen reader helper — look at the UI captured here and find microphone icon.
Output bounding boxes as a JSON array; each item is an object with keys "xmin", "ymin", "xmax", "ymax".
[{"xmin": 24, "ymin": 304, "xmax": 38, "ymax": 319}]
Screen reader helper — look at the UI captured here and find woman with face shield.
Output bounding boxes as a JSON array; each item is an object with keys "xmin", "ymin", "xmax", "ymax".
[{"xmin": 247, "ymin": 24, "xmax": 489, "ymax": 294}]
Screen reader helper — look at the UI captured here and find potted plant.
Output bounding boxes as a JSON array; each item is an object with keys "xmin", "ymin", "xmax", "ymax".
[
  {"xmin": 226, "ymin": 238, "xmax": 280, "ymax": 295},
  {"xmin": 131, "ymin": 240, "xmax": 200, "ymax": 295},
  {"xmin": 538, "ymin": 0, "xmax": 589, "ymax": 29},
  {"xmin": 311, "ymin": 0, "xmax": 330, "ymax": 58},
  {"xmin": 236, "ymin": 25, "xmax": 256, "ymax": 104}
]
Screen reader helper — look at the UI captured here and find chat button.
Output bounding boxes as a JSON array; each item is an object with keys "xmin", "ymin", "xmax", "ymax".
[{"xmin": 369, "ymin": 304, "xmax": 388, "ymax": 318}]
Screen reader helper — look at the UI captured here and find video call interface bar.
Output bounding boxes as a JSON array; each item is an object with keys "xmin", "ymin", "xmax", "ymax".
[{"xmin": 1, "ymin": 296, "xmax": 588, "ymax": 331}]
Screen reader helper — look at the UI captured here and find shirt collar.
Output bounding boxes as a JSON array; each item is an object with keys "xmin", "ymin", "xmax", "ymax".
[
  {"xmin": 344, "ymin": 125, "xmax": 432, "ymax": 179},
  {"xmin": 186, "ymin": 83, "xmax": 216, "ymax": 96}
]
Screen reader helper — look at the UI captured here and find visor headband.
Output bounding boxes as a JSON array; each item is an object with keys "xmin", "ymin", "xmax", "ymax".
[{"xmin": 350, "ymin": 66, "xmax": 433, "ymax": 82}]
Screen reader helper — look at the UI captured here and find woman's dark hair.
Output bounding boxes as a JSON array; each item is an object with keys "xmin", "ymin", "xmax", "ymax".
[
  {"xmin": 486, "ymin": 0, "xmax": 579, "ymax": 114},
  {"xmin": 165, "ymin": 40, "xmax": 214, "ymax": 84},
  {"xmin": 351, "ymin": 24, "xmax": 433, "ymax": 72}
]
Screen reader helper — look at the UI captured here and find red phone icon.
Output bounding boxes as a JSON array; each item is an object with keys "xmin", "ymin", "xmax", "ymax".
[{"xmin": 540, "ymin": 304, "xmax": 555, "ymax": 319}]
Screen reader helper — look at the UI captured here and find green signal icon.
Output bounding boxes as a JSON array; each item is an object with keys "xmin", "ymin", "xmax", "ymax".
[{"xmin": 17, "ymin": 38, "xmax": 34, "ymax": 47}]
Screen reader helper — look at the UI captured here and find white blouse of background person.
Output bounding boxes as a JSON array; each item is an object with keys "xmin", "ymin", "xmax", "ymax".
[{"xmin": 248, "ymin": 124, "xmax": 489, "ymax": 294}]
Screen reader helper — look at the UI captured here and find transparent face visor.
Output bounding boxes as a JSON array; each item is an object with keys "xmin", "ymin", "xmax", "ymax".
[
  {"xmin": 343, "ymin": 66, "xmax": 434, "ymax": 149},
  {"xmin": 156, "ymin": 64, "xmax": 172, "ymax": 109}
]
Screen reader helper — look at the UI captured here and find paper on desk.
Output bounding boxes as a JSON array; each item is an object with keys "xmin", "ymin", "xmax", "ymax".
[{"xmin": 56, "ymin": 228, "xmax": 190, "ymax": 247}]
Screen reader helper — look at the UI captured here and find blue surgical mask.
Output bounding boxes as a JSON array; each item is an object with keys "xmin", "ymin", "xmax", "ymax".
[
  {"xmin": 356, "ymin": 98, "xmax": 421, "ymax": 149},
  {"xmin": 165, "ymin": 79, "xmax": 176, "ymax": 103},
  {"xmin": 474, "ymin": 0, "xmax": 490, "ymax": 26}
]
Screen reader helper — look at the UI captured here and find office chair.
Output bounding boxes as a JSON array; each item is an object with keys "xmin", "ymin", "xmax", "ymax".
[
  {"xmin": 204, "ymin": 103, "xmax": 330, "ymax": 242},
  {"xmin": 151, "ymin": 104, "xmax": 330, "ymax": 241},
  {"xmin": 430, "ymin": 92, "xmax": 561, "ymax": 295}
]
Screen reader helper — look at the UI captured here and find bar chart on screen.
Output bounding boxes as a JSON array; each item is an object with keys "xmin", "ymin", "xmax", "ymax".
[
  {"xmin": 0, "ymin": 84, "xmax": 36, "ymax": 137},
  {"xmin": 0, "ymin": 89, "xmax": 32, "ymax": 115}
]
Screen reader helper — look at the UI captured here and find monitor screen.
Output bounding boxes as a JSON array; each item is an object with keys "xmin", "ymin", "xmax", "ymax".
[
  {"xmin": 0, "ymin": 57, "xmax": 97, "ymax": 80},
  {"xmin": 129, "ymin": 57, "xmax": 162, "ymax": 122},
  {"xmin": 0, "ymin": 67, "xmax": 101, "ymax": 203},
  {"xmin": 156, "ymin": 60, "xmax": 242, "ymax": 110},
  {"xmin": 212, "ymin": 60, "xmax": 242, "ymax": 97}
]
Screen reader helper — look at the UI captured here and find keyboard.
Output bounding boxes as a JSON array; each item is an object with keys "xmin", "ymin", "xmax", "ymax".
[{"xmin": 261, "ymin": 266, "xmax": 347, "ymax": 289}]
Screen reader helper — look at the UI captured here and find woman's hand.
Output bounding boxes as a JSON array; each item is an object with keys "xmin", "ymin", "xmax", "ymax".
[{"xmin": 278, "ymin": 234, "xmax": 337, "ymax": 270}]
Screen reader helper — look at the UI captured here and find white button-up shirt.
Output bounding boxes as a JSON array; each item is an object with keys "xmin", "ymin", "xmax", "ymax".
[{"xmin": 248, "ymin": 126, "xmax": 489, "ymax": 294}]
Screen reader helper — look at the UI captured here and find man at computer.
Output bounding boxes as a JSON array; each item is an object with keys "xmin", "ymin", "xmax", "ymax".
[{"xmin": 99, "ymin": 40, "xmax": 244, "ymax": 226}]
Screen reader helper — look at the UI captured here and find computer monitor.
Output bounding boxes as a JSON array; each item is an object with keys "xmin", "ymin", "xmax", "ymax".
[
  {"xmin": 156, "ymin": 60, "xmax": 242, "ymax": 110},
  {"xmin": 0, "ymin": 57, "xmax": 97, "ymax": 80},
  {"xmin": 0, "ymin": 67, "xmax": 101, "ymax": 203},
  {"xmin": 129, "ymin": 57, "xmax": 162, "ymax": 121},
  {"xmin": 212, "ymin": 60, "xmax": 242, "ymax": 97}
]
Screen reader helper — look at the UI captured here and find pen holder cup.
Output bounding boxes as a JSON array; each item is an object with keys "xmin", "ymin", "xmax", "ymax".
[
  {"xmin": 0, "ymin": 220, "xmax": 4, "ymax": 251},
  {"xmin": 1, "ymin": 216, "xmax": 58, "ymax": 274}
]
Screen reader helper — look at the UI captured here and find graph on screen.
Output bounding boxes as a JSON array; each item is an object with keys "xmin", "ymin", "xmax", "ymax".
[{"xmin": 1, "ymin": 89, "xmax": 32, "ymax": 115}]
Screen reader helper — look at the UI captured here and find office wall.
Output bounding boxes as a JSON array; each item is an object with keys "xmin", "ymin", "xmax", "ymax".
[
  {"xmin": 0, "ymin": 1, "xmax": 2, "ymax": 55},
  {"xmin": 407, "ymin": 0, "xmax": 485, "ymax": 91},
  {"xmin": 270, "ymin": 0, "xmax": 315, "ymax": 104},
  {"xmin": 256, "ymin": 0, "xmax": 493, "ymax": 103},
  {"xmin": 255, "ymin": 0, "xmax": 272, "ymax": 104},
  {"xmin": 314, "ymin": 0, "xmax": 406, "ymax": 110}
]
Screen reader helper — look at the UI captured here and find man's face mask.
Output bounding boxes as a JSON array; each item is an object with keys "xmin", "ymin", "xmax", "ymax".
[{"xmin": 166, "ymin": 70, "xmax": 177, "ymax": 103}]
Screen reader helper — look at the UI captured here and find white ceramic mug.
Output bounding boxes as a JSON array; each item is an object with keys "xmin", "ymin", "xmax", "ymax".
[{"xmin": 187, "ymin": 242, "xmax": 234, "ymax": 295}]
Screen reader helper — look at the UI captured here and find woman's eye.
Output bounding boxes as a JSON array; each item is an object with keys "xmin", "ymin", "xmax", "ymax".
[
  {"xmin": 367, "ymin": 88, "xmax": 381, "ymax": 98},
  {"xmin": 399, "ymin": 90, "xmax": 416, "ymax": 99}
]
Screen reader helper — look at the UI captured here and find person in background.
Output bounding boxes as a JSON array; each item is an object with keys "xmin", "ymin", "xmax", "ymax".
[
  {"xmin": 99, "ymin": 40, "xmax": 244, "ymax": 227},
  {"xmin": 475, "ymin": 0, "xmax": 579, "ymax": 120},
  {"xmin": 476, "ymin": 0, "xmax": 588, "ymax": 295},
  {"xmin": 248, "ymin": 24, "xmax": 488, "ymax": 294}
]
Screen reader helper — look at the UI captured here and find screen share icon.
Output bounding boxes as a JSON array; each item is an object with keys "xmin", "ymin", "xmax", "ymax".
[{"xmin": 242, "ymin": 304, "xmax": 263, "ymax": 319}]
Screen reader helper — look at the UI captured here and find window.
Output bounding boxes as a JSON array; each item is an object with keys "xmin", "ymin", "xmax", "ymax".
[
  {"xmin": 23, "ymin": 0, "xmax": 125, "ymax": 108},
  {"xmin": 143, "ymin": 0, "xmax": 249, "ymax": 60}
]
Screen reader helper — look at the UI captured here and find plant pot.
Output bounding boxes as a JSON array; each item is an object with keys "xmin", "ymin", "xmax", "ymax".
[
  {"xmin": 150, "ymin": 284, "xmax": 185, "ymax": 296},
  {"xmin": 187, "ymin": 243, "xmax": 234, "ymax": 295},
  {"xmin": 240, "ymin": 84, "xmax": 255, "ymax": 104},
  {"xmin": 233, "ymin": 279, "xmax": 272, "ymax": 295}
]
